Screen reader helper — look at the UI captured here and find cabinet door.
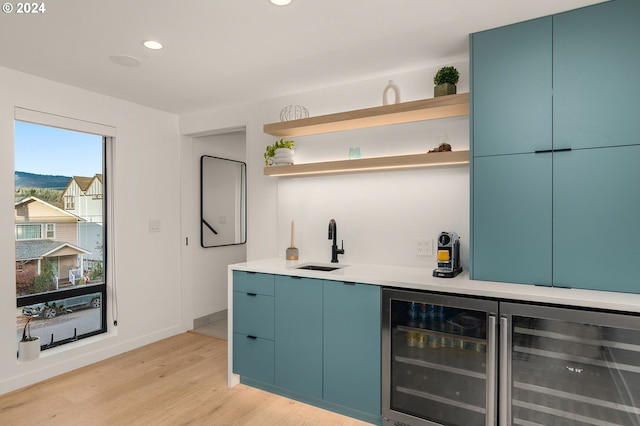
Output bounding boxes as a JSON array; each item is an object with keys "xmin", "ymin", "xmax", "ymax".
[
  {"xmin": 554, "ymin": 0, "xmax": 640, "ymax": 151},
  {"xmin": 471, "ymin": 17, "xmax": 552, "ymax": 157},
  {"xmin": 553, "ymin": 145, "xmax": 640, "ymax": 292},
  {"xmin": 472, "ymin": 154, "xmax": 552, "ymax": 285},
  {"xmin": 233, "ymin": 333, "xmax": 274, "ymax": 384},
  {"xmin": 233, "ymin": 291, "xmax": 274, "ymax": 340},
  {"xmin": 274, "ymin": 276, "xmax": 323, "ymax": 398},
  {"xmin": 323, "ymin": 281, "xmax": 381, "ymax": 416}
]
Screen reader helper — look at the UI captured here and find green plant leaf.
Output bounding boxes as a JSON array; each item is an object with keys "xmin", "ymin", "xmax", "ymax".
[{"xmin": 434, "ymin": 66, "xmax": 460, "ymax": 85}]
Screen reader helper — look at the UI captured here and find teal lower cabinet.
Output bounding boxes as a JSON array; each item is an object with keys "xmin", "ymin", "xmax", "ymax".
[
  {"xmin": 232, "ymin": 271, "xmax": 275, "ymax": 384},
  {"xmin": 232, "ymin": 332, "xmax": 274, "ymax": 384},
  {"xmin": 232, "ymin": 272, "xmax": 382, "ymax": 425},
  {"xmin": 274, "ymin": 275, "xmax": 323, "ymax": 398},
  {"xmin": 323, "ymin": 280, "xmax": 381, "ymax": 420}
]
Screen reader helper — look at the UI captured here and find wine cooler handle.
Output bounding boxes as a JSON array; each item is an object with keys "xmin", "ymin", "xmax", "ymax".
[
  {"xmin": 500, "ymin": 316, "xmax": 510, "ymax": 426},
  {"xmin": 486, "ymin": 315, "xmax": 497, "ymax": 426}
]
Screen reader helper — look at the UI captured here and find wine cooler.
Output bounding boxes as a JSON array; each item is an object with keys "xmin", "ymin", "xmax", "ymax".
[{"xmin": 383, "ymin": 288, "xmax": 640, "ymax": 426}]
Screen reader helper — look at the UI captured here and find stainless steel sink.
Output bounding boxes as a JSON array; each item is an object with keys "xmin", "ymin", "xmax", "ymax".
[{"xmin": 296, "ymin": 264, "xmax": 344, "ymax": 272}]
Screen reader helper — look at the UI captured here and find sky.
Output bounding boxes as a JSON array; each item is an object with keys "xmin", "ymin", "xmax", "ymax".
[{"xmin": 14, "ymin": 121, "xmax": 103, "ymax": 177}]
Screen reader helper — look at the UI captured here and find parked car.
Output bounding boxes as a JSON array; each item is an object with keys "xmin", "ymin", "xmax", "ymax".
[{"xmin": 22, "ymin": 294, "xmax": 101, "ymax": 319}]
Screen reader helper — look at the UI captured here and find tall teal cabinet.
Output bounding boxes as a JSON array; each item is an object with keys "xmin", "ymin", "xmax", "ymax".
[
  {"xmin": 471, "ymin": 0, "xmax": 640, "ymax": 293},
  {"xmin": 471, "ymin": 16, "xmax": 553, "ymax": 286}
]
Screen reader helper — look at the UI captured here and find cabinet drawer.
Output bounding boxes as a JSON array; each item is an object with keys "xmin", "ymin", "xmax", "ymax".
[
  {"xmin": 233, "ymin": 332, "xmax": 274, "ymax": 384},
  {"xmin": 233, "ymin": 271, "xmax": 275, "ymax": 296},
  {"xmin": 233, "ymin": 291, "xmax": 274, "ymax": 339}
]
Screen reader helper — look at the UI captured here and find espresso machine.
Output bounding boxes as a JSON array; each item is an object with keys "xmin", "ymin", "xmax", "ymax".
[{"xmin": 433, "ymin": 231, "xmax": 462, "ymax": 278}]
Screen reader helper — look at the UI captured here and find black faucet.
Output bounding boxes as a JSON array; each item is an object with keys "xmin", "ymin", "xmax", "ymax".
[{"xmin": 328, "ymin": 219, "xmax": 344, "ymax": 263}]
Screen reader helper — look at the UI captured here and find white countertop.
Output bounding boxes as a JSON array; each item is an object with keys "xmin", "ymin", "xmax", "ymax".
[{"xmin": 229, "ymin": 257, "xmax": 640, "ymax": 313}]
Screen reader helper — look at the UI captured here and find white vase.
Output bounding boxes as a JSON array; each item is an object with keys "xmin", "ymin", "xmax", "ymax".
[
  {"xmin": 18, "ymin": 337, "xmax": 41, "ymax": 361},
  {"xmin": 273, "ymin": 148, "xmax": 294, "ymax": 165}
]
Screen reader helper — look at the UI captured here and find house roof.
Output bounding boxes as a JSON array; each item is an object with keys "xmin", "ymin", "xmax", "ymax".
[
  {"xmin": 73, "ymin": 176, "xmax": 94, "ymax": 192},
  {"xmin": 15, "ymin": 239, "xmax": 91, "ymax": 262},
  {"xmin": 64, "ymin": 174, "xmax": 103, "ymax": 193},
  {"xmin": 15, "ymin": 196, "xmax": 85, "ymax": 222}
]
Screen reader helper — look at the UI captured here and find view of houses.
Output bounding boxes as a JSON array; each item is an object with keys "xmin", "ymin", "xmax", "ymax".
[{"xmin": 15, "ymin": 174, "xmax": 104, "ymax": 296}]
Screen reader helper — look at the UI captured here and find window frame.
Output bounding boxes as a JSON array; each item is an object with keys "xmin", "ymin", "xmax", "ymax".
[
  {"xmin": 64, "ymin": 195, "xmax": 75, "ymax": 210},
  {"xmin": 45, "ymin": 223, "xmax": 55, "ymax": 239},
  {"xmin": 14, "ymin": 108, "xmax": 114, "ymax": 351},
  {"xmin": 16, "ymin": 223, "xmax": 43, "ymax": 240}
]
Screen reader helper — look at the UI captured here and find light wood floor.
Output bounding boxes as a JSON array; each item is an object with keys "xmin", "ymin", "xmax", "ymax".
[{"xmin": 0, "ymin": 333, "xmax": 370, "ymax": 425}]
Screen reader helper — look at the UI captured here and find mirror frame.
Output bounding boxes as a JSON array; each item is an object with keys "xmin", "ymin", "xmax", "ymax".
[{"xmin": 200, "ymin": 155, "xmax": 247, "ymax": 248}]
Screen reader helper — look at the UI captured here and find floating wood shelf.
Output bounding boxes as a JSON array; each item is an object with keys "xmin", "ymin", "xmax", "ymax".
[
  {"xmin": 264, "ymin": 93, "xmax": 469, "ymax": 137},
  {"xmin": 264, "ymin": 150, "xmax": 469, "ymax": 177}
]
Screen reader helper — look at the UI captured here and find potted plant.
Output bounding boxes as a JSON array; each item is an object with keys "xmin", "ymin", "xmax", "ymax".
[
  {"xmin": 18, "ymin": 316, "xmax": 40, "ymax": 361},
  {"xmin": 433, "ymin": 66, "xmax": 460, "ymax": 97},
  {"xmin": 264, "ymin": 138, "xmax": 295, "ymax": 166}
]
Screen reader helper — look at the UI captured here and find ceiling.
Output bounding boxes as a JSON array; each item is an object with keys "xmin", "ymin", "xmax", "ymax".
[{"xmin": 0, "ymin": 0, "xmax": 605, "ymax": 115}]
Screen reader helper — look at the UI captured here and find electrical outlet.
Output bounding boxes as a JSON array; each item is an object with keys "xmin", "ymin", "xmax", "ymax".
[{"xmin": 416, "ymin": 238, "xmax": 433, "ymax": 256}]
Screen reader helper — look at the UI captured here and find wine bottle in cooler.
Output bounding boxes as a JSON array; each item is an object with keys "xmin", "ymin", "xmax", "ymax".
[{"xmin": 407, "ymin": 302, "xmax": 418, "ymax": 347}]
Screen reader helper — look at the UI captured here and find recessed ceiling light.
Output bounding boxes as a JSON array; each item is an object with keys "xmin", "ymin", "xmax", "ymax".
[
  {"xmin": 143, "ymin": 40, "xmax": 164, "ymax": 50},
  {"xmin": 270, "ymin": 0, "xmax": 292, "ymax": 5}
]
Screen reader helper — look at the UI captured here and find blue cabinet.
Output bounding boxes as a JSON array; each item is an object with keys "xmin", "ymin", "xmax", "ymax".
[
  {"xmin": 471, "ymin": 16, "xmax": 553, "ymax": 287},
  {"xmin": 323, "ymin": 280, "xmax": 381, "ymax": 417},
  {"xmin": 274, "ymin": 275, "xmax": 323, "ymax": 398},
  {"xmin": 232, "ymin": 271, "xmax": 275, "ymax": 384},
  {"xmin": 554, "ymin": 0, "xmax": 640, "ymax": 151},
  {"xmin": 471, "ymin": 16, "xmax": 552, "ymax": 157},
  {"xmin": 472, "ymin": 0, "xmax": 640, "ymax": 293},
  {"xmin": 553, "ymin": 146, "xmax": 640, "ymax": 292},
  {"xmin": 472, "ymin": 154, "xmax": 552, "ymax": 285},
  {"xmin": 232, "ymin": 272, "xmax": 382, "ymax": 424}
]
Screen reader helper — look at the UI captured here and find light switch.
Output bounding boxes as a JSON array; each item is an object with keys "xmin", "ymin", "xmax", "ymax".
[{"xmin": 149, "ymin": 219, "xmax": 161, "ymax": 233}]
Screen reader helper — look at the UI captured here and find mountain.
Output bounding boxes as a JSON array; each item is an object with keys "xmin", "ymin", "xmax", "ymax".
[{"xmin": 15, "ymin": 171, "xmax": 71, "ymax": 190}]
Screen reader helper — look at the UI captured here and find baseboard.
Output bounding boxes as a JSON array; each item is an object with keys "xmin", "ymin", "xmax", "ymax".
[{"xmin": 193, "ymin": 309, "xmax": 227, "ymax": 329}]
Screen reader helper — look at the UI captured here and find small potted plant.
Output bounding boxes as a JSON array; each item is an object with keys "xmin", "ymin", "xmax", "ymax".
[
  {"xmin": 264, "ymin": 138, "xmax": 295, "ymax": 166},
  {"xmin": 433, "ymin": 66, "xmax": 460, "ymax": 97},
  {"xmin": 18, "ymin": 315, "xmax": 41, "ymax": 361}
]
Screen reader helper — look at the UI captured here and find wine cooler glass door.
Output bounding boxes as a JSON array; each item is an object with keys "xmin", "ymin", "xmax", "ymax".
[
  {"xmin": 501, "ymin": 302, "xmax": 640, "ymax": 426},
  {"xmin": 382, "ymin": 289, "xmax": 498, "ymax": 426}
]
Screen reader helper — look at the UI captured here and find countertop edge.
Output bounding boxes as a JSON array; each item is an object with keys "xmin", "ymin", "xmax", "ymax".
[{"xmin": 229, "ymin": 258, "xmax": 640, "ymax": 314}]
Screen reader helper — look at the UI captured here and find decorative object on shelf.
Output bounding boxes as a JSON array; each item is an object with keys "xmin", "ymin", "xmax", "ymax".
[
  {"xmin": 286, "ymin": 220, "xmax": 299, "ymax": 260},
  {"xmin": 382, "ymin": 80, "xmax": 401, "ymax": 105},
  {"xmin": 264, "ymin": 138, "xmax": 295, "ymax": 166},
  {"xmin": 428, "ymin": 143, "xmax": 452, "ymax": 153},
  {"xmin": 433, "ymin": 66, "xmax": 459, "ymax": 97},
  {"xmin": 429, "ymin": 133, "xmax": 452, "ymax": 152},
  {"xmin": 280, "ymin": 105, "xmax": 309, "ymax": 122},
  {"xmin": 349, "ymin": 147, "xmax": 361, "ymax": 159},
  {"xmin": 18, "ymin": 316, "xmax": 40, "ymax": 361}
]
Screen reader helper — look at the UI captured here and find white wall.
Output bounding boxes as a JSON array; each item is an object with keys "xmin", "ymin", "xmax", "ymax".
[
  {"xmin": 180, "ymin": 60, "xmax": 471, "ymax": 269},
  {"xmin": 0, "ymin": 59, "xmax": 470, "ymax": 395},
  {"xmin": 188, "ymin": 132, "xmax": 247, "ymax": 319},
  {"xmin": 0, "ymin": 65, "xmax": 183, "ymax": 394}
]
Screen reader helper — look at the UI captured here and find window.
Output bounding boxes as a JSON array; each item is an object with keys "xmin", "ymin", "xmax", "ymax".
[
  {"xmin": 14, "ymin": 111, "xmax": 112, "ymax": 351},
  {"xmin": 16, "ymin": 224, "xmax": 42, "ymax": 240},
  {"xmin": 64, "ymin": 196, "xmax": 75, "ymax": 210}
]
